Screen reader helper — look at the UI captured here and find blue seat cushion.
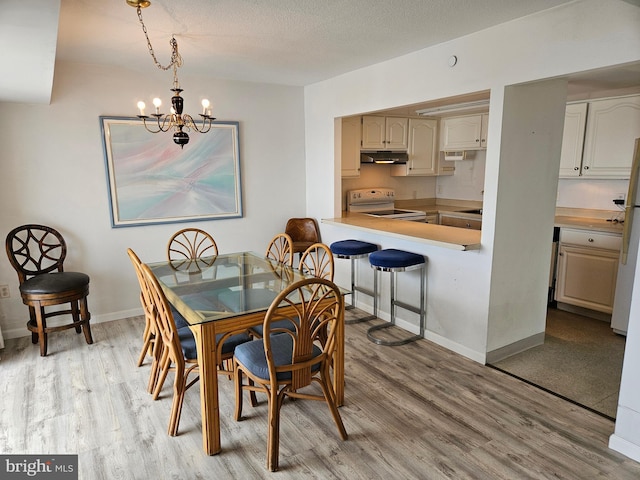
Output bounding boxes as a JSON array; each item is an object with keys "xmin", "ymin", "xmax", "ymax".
[
  {"xmin": 217, "ymin": 288, "xmax": 279, "ymax": 313},
  {"xmin": 250, "ymin": 318, "xmax": 298, "ymax": 338},
  {"xmin": 369, "ymin": 249, "xmax": 425, "ymax": 269},
  {"xmin": 177, "ymin": 325, "xmax": 251, "ymax": 360},
  {"xmin": 234, "ymin": 333, "xmax": 322, "ymax": 381},
  {"xmin": 330, "ymin": 240, "xmax": 378, "ymax": 257},
  {"xmin": 170, "ymin": 306, "xmax": 189, "ymax": 329},
  {"xmin": 20, "ymin": 272, "xmax": 89, "ymax": 295}
]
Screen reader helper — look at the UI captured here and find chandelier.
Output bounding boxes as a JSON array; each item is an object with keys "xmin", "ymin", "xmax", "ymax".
[{"xmin": 127, "ymin": 0, "xmax": 215, "ymax": 148}]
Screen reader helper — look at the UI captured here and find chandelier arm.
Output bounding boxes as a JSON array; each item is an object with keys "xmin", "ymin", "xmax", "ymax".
[{"xmin": 182, "ymin": 115, "xmax": 214, "ymax": 134}]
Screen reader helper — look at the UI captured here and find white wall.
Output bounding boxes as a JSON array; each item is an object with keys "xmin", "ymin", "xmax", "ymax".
[
  {"xmin": 304, "ymin": 0, "xmax": 640, "ymax": 462},
  {"xmin": 0, "ymin": 61, "xmax": 306, "ymax": 338},
  {"xmin": 557, "ymin": 178, "xmax": 629, "ymax": 210}
]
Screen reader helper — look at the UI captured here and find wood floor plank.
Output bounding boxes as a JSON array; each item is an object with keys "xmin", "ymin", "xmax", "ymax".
[{"xmin": 1, "ymin": 313, "xmax": 639, "ymax": 479}]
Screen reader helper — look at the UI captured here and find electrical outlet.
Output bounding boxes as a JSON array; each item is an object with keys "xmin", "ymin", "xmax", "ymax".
[{"xmin": 0, "ymin": 284, "xmax": 10, "ymax": 298}]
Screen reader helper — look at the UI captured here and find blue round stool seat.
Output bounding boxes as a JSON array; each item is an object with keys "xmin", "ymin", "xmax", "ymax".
[
  {"xmin": 330, "ymin": 240, "xmax": 378, "ymax": 257},
  {"xmin": 369, "ymin": 249, "xmax": 425, "ymax": 269}
]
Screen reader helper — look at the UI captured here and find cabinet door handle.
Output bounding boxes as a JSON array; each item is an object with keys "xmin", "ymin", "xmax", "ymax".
[
  {"xmin": 574, "ymin": 167, "xmax": 579, "ymax": 170},
  {"xmin": 588, "ymin": 238, "xmax": 594, "ymax": 243},
  {"xmin": 584, "ymin": 166, "xmax": 589, "ymax": 170},
  {"xmin": 558, "ymin": 252, "xmax": 564, "ymax": 256},
  {"xmin": 475, "ymin": 139, "xmax": 480, "ymax": 143}
]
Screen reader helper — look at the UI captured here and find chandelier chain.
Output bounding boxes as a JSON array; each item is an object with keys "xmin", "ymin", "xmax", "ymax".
[{"xmin": 136, "ymin": 6, "xmax": 183, "ymax": 72}]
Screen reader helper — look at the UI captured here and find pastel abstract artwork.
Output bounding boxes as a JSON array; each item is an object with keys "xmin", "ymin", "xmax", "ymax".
[{"xmin": 100, "ymin": 117, "xmax": 242, "ymax": 227}]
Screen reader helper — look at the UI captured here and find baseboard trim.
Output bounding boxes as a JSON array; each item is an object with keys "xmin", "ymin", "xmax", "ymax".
[
  {"xmin": 486, "ymin": 332, "xmax": 545, "ymax": 364},
  {"xmin": 1, "ymin": 307, "xmax": 143, "ymax": 341}
]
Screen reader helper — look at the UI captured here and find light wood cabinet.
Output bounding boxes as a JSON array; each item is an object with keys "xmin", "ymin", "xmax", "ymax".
[
  {"xmin": 440, "ymin": 113, "xmax": 488, "ymax": 151},
  {"xmin": 559, "ymin": 95, "xmax": 640, "ymax": 179},
  {"xmin": 439, "ymin": 213, "xmax": 482, "ymax": 230},
  {"xmin": 391, "ymin": 118, "xmax": 438, "ymax": 176},
  {"xmin": 340, "ymin": 116, "xmax": 361, "ymax": 177},
  {"xmin": 555, "ymin": 228, "xmax": 621, "ymax": 314},
  {"xmin": 361, "ymin": 116, "xmax": 408, "ymax": 150}
]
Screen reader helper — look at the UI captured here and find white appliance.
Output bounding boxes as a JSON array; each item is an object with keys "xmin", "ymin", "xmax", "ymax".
[
  {"xmin": 612, "ymin": 138, "xmax": 640, "ymax": 335},
  {"xmin": 347, "ymin": 188, "xmax": 427, "ymax": 221}
]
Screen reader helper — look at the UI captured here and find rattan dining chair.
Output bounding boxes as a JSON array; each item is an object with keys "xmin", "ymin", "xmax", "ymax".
[
  {"xmin": 233, "ymin": 277, "xmax": 348, "ymax": 471},
  {"xmin": 265, "ymin": 233, "xmax": 294, "ymax": 267},
  {"xmin": 299, "ymin": 242, "xmax": 334, "ymax": 281},
  {"xmin": 140, "ymin": 263, "xmax": 252, "ymax": 434},
  {"xmin": 5, "ymin": 224, "xmax": 93, "ymax": 356},
  {"xmin": 167, "ymin": 228, "xmax": 218, "ymax": 269}
]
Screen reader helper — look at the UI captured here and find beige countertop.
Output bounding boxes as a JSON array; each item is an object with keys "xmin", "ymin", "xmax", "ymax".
[
  {"xmin": 321, "ymin": 213, "xmax": 481, "ymax": 251},
  {"xmin": 554, "ymin": 215, "xmax": 624, "ymax": 235},
  {"xmin": 322, "ymin": 205, "xmax": 623, "ymax": 252}
]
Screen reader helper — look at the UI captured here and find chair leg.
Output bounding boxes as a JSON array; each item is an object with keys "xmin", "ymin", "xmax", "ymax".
[
  {"xmin": 34, "ymin": 306, "xmax": 48, "ymax": 357},
  {"xmin": 72, "ymin": 300, "xmax": 82, "ymax": 334},
  {"xmin": 153, "ymin": 349, "xmax": 171, "ymax": 400},
  {"xmin": 168, "ymin": 368, "xmax": 186, "ymax": 436},
  {"xmin": 80, "ymin": 297, "xmax": 93, "ymax": 345},
  {"xmin": 267, "ymin": 389, "xmax": 285, "ymax": 472},
  {"xmin": 318, "ymin": 367, "xmax": 348, "ymax": 440},
  {"xmin": 137, "ymin": 319, "xmax": 153, "ymax": 367},
  {"xmin": 233, "ymin": 363, "xmax": 244, "ymax": 421}
]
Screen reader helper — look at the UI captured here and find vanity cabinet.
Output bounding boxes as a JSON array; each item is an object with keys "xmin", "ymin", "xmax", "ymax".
[
  {"xmin": 391, "ymin": 118, "xmax": 438, "ymax": 176},
  {"xmin": 440, "ymin": 113, "xmax": 488, "ymax": 151},
  {"xmin": 559, "ymin": 95, "xmax": 640, "ymax": 178},
  {"xmin": 340, "ymin": 116, "xmax": 362, "ymax": 177},
  {"xmin": 361, "ymin": 116, "xmax": 408, "ymax": 150},
  {"xmin": 555, "ymin": 228, "xmax": 621, "ymax": 314}
]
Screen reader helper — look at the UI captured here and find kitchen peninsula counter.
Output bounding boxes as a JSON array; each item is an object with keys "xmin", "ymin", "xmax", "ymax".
[{"xmin": 321, "ymin": 213, "xmax": 481, "ymax": 251}]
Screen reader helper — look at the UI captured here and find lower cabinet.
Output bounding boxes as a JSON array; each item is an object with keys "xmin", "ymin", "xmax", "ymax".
[
  {"xmin": 438, "ymin": 213, "xmax": 481, "ymax": 230},
  {"xmin": 555, "ymin": 228, "xmax": 621, "ymax": 314}
]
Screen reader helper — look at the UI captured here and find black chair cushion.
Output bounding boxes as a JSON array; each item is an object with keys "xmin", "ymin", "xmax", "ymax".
[
  {"xmin": 19, "ymin": 272, "xmax": 90, "ymax": 295},
  {"xmin": 177, "ymin": 326, "xmax": 251, "ymax": 360},
  {"xmin": 234, "ymin": 333, "xmax": 321, "ymax": 381}
]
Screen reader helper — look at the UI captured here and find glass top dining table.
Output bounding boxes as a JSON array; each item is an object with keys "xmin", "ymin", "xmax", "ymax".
[{"xmin": 147, "ymin": 251, "xmax": 346, "ymax": 455}]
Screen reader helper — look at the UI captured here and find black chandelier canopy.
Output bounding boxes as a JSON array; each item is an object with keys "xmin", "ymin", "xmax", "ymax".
[{"xmin": 128, "ymin": 0, "xmax": 215, "ymax": 148}]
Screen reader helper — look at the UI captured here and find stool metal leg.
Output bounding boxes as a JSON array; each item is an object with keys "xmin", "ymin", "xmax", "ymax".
[
  {"xmin": 367, "ymin": 264, "xmax": 425, "ymax": 346},
  {"xmin": 345, "ymin": 255, "xmax": 377, "ymax": 324}
]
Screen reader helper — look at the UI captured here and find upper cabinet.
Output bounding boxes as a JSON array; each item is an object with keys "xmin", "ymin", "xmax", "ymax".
[
  {"xmin": 361, "ymin": 116, "xmax": 408, "ymax": 150},
  {"xmin": 440, "ymin": 113, "xmax": 489, "ymax": 151},
  {"xmin": 340, "ymin": 116, "xmax": 362, "ymax": 177},
  {"xmin": 558, "ymin": 103, "xmax": 588, "ymax": 176},
  {"xmin": 391, "ymin": 118, "xmax": 438, "ymax": 177},
  {"xmin": 560, "ymin": 95, "xmax": 640, "ymax": 179}
]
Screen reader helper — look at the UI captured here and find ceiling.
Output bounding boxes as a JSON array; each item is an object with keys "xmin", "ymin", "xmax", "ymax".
[{"xmin": 2, "ymin": 0, "xmax": 639, "ymax": 105}]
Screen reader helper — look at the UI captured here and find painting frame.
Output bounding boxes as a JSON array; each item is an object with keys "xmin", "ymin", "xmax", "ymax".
[{"xmin": 100, "ymin": 116, "xmax": 243, "ymax": 228}]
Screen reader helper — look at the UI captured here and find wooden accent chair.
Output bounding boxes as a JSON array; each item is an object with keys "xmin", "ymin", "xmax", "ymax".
[
  {"xmin": 167, "ymin": 228, "xmax": 218, "ymax": 270},
  {"xmin": 265, "ymin": 233, "xmax": 294, "ymax": 267},
  {"xmin": 5, "ymin": 224, "xmax": 92, "ymax": 356},
  {"xmin": 284, "ymin": 218, "xmax": 321, "ymax": 257},
  {"xmin": 299, "ymin": 242, "xmax": 334, "ymax": 281},
  {"xmin": 233, "ymin": 277, "xmax": 348, "ymax": 471}
]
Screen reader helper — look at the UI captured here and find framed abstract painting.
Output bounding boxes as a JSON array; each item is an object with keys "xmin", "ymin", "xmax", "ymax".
[{"xmin": 100, "ymin": 116, "xmax": 242, "ymax": 227}]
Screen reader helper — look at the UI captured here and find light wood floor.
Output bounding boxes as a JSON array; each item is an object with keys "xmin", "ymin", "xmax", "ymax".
[{"xmin": 1, "ymin": 312, "xmax": 639, "ymax": 479}]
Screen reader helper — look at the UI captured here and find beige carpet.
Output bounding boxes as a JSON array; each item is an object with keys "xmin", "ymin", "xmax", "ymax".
[{"xmin": 491, "ymin": 307, "xmax": 626, "ymax": 419}]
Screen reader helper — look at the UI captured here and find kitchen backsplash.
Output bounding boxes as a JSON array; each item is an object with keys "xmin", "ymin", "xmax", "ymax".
[{"xmin": 342, "ymin": 150, "xmax": 629, "ymax": 212}]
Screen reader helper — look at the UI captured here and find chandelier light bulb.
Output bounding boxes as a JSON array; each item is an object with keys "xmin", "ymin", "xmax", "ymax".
[
  {"xmin": 152, "ymin": 97, "xmax": 162, "ymax": 114},
  {"xmin": 137, "ymin": 101, "xmax": 146, "ymax": 116},
  {"xmin": 201, "ymin": 99, "xmax": 210, "ymax": 115}
]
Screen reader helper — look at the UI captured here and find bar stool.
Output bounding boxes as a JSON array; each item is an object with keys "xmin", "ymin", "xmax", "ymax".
[
  {"xmin": 367, "ymin": 249, "xmax": 426, "ymax": 346},
  {"xmin": 329, "ymin": 240, "xmax": 379, "ymax": 324}
]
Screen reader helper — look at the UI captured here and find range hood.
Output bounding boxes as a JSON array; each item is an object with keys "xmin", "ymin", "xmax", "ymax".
[{"xmin": 360, "ymin": 151, "xmax": 408, "ymax": 164}]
